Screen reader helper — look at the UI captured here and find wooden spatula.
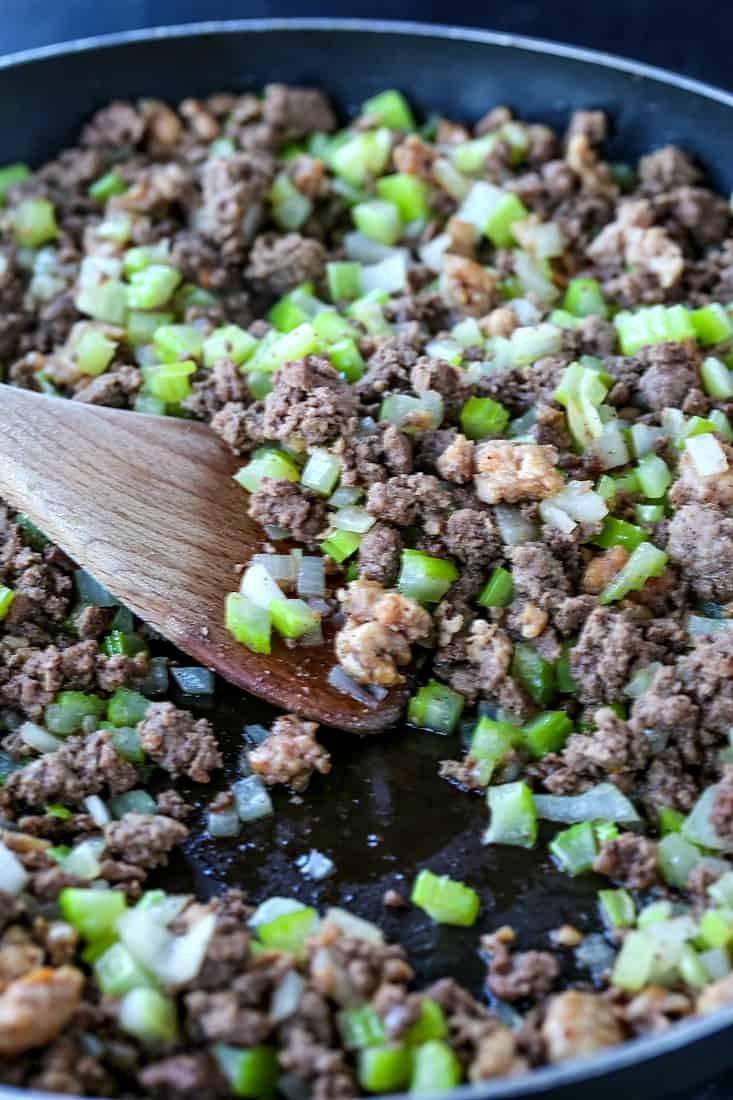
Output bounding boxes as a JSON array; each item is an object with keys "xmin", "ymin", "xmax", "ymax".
[{"xmin": 0, "ymin": 385, "xmax": 407, "ymax": 732}]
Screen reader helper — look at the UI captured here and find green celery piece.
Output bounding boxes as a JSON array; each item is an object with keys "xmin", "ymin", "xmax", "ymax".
[
  {"xmin": 213, "ymin": 1045, "xmax": 279, "ymax": 1099},
  {"xmin": 153, "ymin": 323, "xmax": 203, "ymax": 363},
  {"xmin": 691, "ymin": 303, "xmax": 733, "ymax": 345},
  {"xmin": 613, "ymin": 304, "xmax": 694, "ymax": 355},
  {"xmin": 248, "ymin": 323, "xmax": 318, "ymax": 374},
  {"xmin": 484, "ymin": 192, "xmax": 528, "ymax": 248},
  {"xmin": 270, "ymin": 170, "xmax": 312, "ymax": 231},
  {"xmin": 658, "ymin": 806, "xmax": 685, "ymax": 835},
  {"xmin": 361, "ymin": 89, "xmax": 415, "ymax": 130},
  {"xmin": 234, "ymin": 449, "xmax": 301, "ymax": 493},
  {"xmin": 700, "ymin": 356, "xmax": 733, "ymax": 399},
  {"xmin": 698, "ymin": 909, "xmax": 733, "ymax": 949},
  {"xmin": 147, "ymin": 360, "xmax": 196, "ymax": 403},
  {"xmin": 45, "ymin": 803, "xmax": 73, "ymax": 820},
  {"xmin": 270, "ymin": 598, "xmax": 319, "ymax": 640},
  {"xmin": 407, "ymin": 680, "xmax": 464, "ymax": 734},
  {"xmin": 451, "ymin": 134, "xmax": 498, "ymax": 175},
  {"xmin": 657, "ymin": 833, "xmax": 701, "ymax": 888},
  {"xmin": 397, "ymin": 549, "xmax": 458, "ymax": 603},
  {"xmin": 321, "ymin": 529, "xmax": 361, "ymax": 563},
  {"xmin": 127, "ymin": 264, "xmax": 181, "ymax": 309},
  {"xmin": 225, "ymin": 593, "xmax": 272, "ymax": 655},
  {"xmin": 329, "ymin": 337, "xmax": 365, "ymax": 382},
  {"xmin": 12, "ymin": 198, "xmax": 58, "ymax": 246},
  {"xmin": 636, "ymin": 454, "xmax": 672, "ymax": 499},
  {"xmin": 592, "ymin": 516, "xmax": 646, "ymax": 552},
  {"xmin": 339, "ymin": 1006, "xmax": 387, "ymax": 1050},
  {"xmin": 635, "ymin": 503, "xmax": 665, "ymax": 526},
  {"xmin": 257, "ymin": 906, "xmax": 318, "ymax": 957},
  {"xmin": 203, "ymin": 324, "xmax": 257, "ymax": 367},
  {"xmin": 511, "ymin": 643, "xmax": 556, "ymax": 706},
  {"xmin": 126, "ymin": 309, "xmax": 174, "ymax": 346},
  {"xmin": 555, "ymin": 643, "xmax": 577, "ymax": 694},
  {"xmin": 45, "ymin": 691, "xmax": 106, "ymax": 736},
  {"xmin": 312, "ymin": 309, "xmax": 359, "ymax": 344},
  {"xmin": 478, "ymin": 566, "xmax": 513, "ymax": 608},
  {"xmin": 405, "ymin": 999, "xmax": 447, "ymax": 1044},
  {"xmin": 106, "ymin": 687, "xmax": 150, "ymax": 728},
  {"xmin": 88, "ymin": 171, "xmax": 127, "ymax": 202},
  {"xmin": 327, "ymin": 261, "xmax": 363, "ymax": 303},
  {"xmin": 611, "ymin": 930, "xmax": 655, "ymax": 991},
  {"xmin": 73, "ymin": 327, "xmax": 117, "ymax": 376},
  {"xmin": 119, "ymin": 988, "xmax": 178, "ymax": 1044},
  {"xmin": 358, "ymin": 1044, "xmax": 411, "ymax": 1094},
  {"xmin": 0, "ymin": 586, "xmax": 15, "ymax": 621},
  {"xmin": 562, "ymin": 277, "xmax": 607, "ymax": 318},
  {"xmin": 484, "ymin": 781, "xmax": 537, "ymax": 848},
  {"xmin": 411, "ymin": 869, "xmax": 479, "ymax": 927},
  {"xmin": 553, "ymin": 361, "xmax": 607, "ymax": 447},
  {"xmin": 550, "ymin": 821, "xmax": 598, "ymax": 876},
  {"xmin": 460, "ymin": 396, "xmax": 509, "ymax": 440},
  {"xmin": 353, "ymin": 199, "xmax": 402, "ymax": 246},
  {"xmin": 0, "ymin": 163, "xmax": 29, "ymax": 203},
  {"xmin": 59, "ymin": 887, "xmax": 127, "ymax": 941},
  {"xmin": 110, "ymin": 727, "xmax": 146, "ymax": 764},
  {"xmin": 376, "ymin": 174, "xmax": 429, "ymax": 221},
  {"xmin": 330, "ymin": 130, "xmax": 392, "ymax": 186},
  {"xmin": 268, "ymin": 283, "xmax": 318, "ymax": 332},
  {"xmin": 300, "ymin": 448, "xmax": 341, "ymax": 495},
  {"xmin": 15, "ymin": 514, "xmax": 48, "ymax": 550},
  {"xmin": 599, "ymin": 888, "xmax": 636, "ymax": 929},
  {"xmin": 94, "ymin": 941, "xmax": 157, "ymax": 996},
  {"xmin": 598, "ymin": 542, "xmax": 668, "ymax": 604},
  {"xmin": 468, "ymin": 718, "xmax": 518, "ymax": 785},
  {"xmin": 409, "ymin": 1040, "xmax": 462, "ymax": 1093},
  {"xmin": 522, "ymin": 711, "xmax": 573, "ymax": 758}
]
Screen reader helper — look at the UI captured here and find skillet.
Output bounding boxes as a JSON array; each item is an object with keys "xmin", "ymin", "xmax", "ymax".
[{"xmin": 1, "ymin": 18, "xmax": 733, "ymax": 1100}]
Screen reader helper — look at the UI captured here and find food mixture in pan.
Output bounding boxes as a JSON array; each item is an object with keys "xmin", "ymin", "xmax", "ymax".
[{"xmin": 2, "ymin": 82, "xmax": 733, "ymax": 1096}]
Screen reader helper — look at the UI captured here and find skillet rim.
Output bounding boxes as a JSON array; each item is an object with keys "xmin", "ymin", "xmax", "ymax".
[{"xmin": 0, "ymin": 17, "xmax": 732, "ymax": 1100}]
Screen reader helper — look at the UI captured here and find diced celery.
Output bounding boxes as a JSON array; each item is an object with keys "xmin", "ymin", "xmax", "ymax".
[
  {"xmin": 379, "ymin": 391, "xmax": 443, "ymax": 432},
  {"xmin": 701, "ymin": 356, "xmax": 733, "ymax": 399},
  {"xmin": 636, "ymin": 454, "xmax": 672, "ymax": 499},
  {"xmin": 127, "ymin": 264, "xmax": 181, "ymax": 309},
  {"xmin": 598, "ymin": 541, "xmax": 668, "ymax": 604},
  {"xmin": 72, "ymin": 327, "xmax": 117, "ymax": 376},
  {"xmin": 118, "ymin": 988, "xmax": 178, "ymax": 1044},
  {"xmin": 248, "ymin": 373, "xmax": 273, "ymax": 400},
  {"xmin": 511, "ymin": 643, "xmax": 556, "ymax": 706},
  {"xmin": 109, "ymin": 790, "xmax": 157, "ymax": 817},
  {"xmin": 45, "ymin": 803, "xmax": 73, "ymax": 820},
  {"xmin": 376, "ymin": 174, "xmax": 429, "ymax": 221},
  {"xmin": 320, "ymin": 530, "xmax": 361, "ymax": 563},
  {"xmin": 451, "ymin": 133, "xmax": 497, "ymax": 175},
  {"xmin": 510, "ymin": 322, "xmax": 564, "ymax": 367},
  {"xmin": 692, "ymin": 303, "xmax": 733, "ymax": 345},
  {"xmin": 102, "ymin": 629, "xmax": 147, "ymax": 658},
  {"xmin": 329, "ymin": 337, "xmax": 365, "ymax": 382},
  {"xmin": 300, "ymin": 448, "xmax": 341, "ymax": 495},
  {"xmin": 710, "ymin": 409, "xmax": 733, "ymax": 441},
  {"xmin": 248, "ymin": 323, "xmax": 318, "ymax": 374},
  {"xmin": 153, "ymin": 324, "xmax": 203, "ymax": 363},
  {"xmin": 485, "ymin": 192, "xmax": 529, "ymax": 248},
  {"xmin": 611, "ymin": 930, "xmax": 655, "ymax": 991},
  {"xmin": 347, "ymin": 291, "xmax": 392, "ymax": 337},
  {"xmin": 12, "ymin": 198, "xmax": 58, "ymax": 246},
  {"xmin": 234, "ymin": 449, "xmax": 301, "ymax": 492},
  {"xmin": 94, "ymin": 941, "xmax": 156, "ymax": 996},
  {"xmin": 202, "ymin": 324, "xmax": 257, "ymax": 367},
  {"xmin": 468, "ymin": 718, "xmax": 518, "ymax": 785},
  {"xmin": 147, "ymin": 360, "xmax": 196, "ymax": 403},
  {"xmin": 484, "ymin": 781, "xmax": 537, "ymax": 848},
  {"xmin": 410, "ymin": 869, "xmax": 479, "ymax": 927},
  {"xmin": 658, "ymin": 806, "xmax": 685, "ymax": 835},
  {"xmin": 312, "ymin": 309, "xmax": 359, "ymax": 344},
  {"xmin": 613, "ymin": 304, "xmax": 695, "ymax": 355},
  {"xmin": 45, "ymin": 691, "xmax": 106, "ymax": 736},
  {"xmin": 353, "ymin": 200, "xmax": 402, "ymax": 247},
  {"xmin": 699, "ymin": 909, "xmax": 733, "ymax": 949},
  {"xmin": 362, "ymin": 89, "xmax": 415, "ymax": 131},
  {"xmin": 0, "ymin": 162, "xmax": 29, "ymax": 203},
  {"xmin": 257, "ymin": 906, "xmax": 318, "ymax": 957},
  {"xmin": 339, "ymin": 1006, "xmax": 387, "ymax": 1050},
  {"xmin": 89, "ymin": 170, "xmax": 127, "ymax": 201},
  {"xmin": 554, "ymin": 362, "xmax": 608, "ymax": 447},
  {"xmin": 225, "ymin": 593, "xmax": 271, "ymax": 655},
  {"xmin": 213, "ymin": 1044, "xmax": 279, "ymax": 1099},
  {"xmin": 599, "ymin": 888, "xmax": 636, "ymax": 929},
  {"xmin": 270, "ymin": 598, "xmax": 319, "ymax": 640},
  {"xmin": 268, "ymin": 283, "xmax": 319, "ymax": 332},
  {"xmin": 658, "ymin": 833, "xmax": 701, "ymax": 888},
  {"xmin": 522, "ymin": 711, "xmax": 573, "ymax": 758},
  {"xmin": 477, "ymin": 566, "xmax": 513, "ymax": 608},
  {"xmin": 635, "ymin": 503, "xmax": 665, "ymax": 526},
  {"xmin": 327, "ymin": 261, "xmax": 363, "ymax": 302},
  {"xmin": 270, "ymin": 171, "xmax": 312, "ymax": 231},
  {"xmin": 397, "ymin": 550, "xmax": 458, "ymax": 603},
  {"xmin": 110, "ymin": 727, "xmax": 146, "ymax": 764},
  {"xmin": 359, "ymin": 1044, "xmax": 411, "ymax": 1094},
  {"xmin": 592, "ymin": 517, "xmax": 646, "ymax": 552},
  {"xmin": 106, "ymin": 687, "xmax": 150, "ymax": 728},
  {"xmin": 405, "ymin": 1000, "xmax": 448, "ymax": 1044},
  {"xmin": 126, "ymin": 309, "xmax": 174, "ymax": 346},
  {"xmin": 555, "ymin": 643, "xmax": 577, "ymax": 694},
  {"xmin": 460, "ymin": 396, "xmax": 509, "ymax": 440},
  {"xmin": 407, "ymin": 680, "xmax": 464, "ymax": 734},
  {"xmin": 410, "ymin": 1040, "xmax": 462, "ymax": 1093},
  {"xmin": 562, "ymin": 277, "xmax": 608, "ymax": 318},
  {"xmin": 59, "ymin": 887, "xmax": 127, "ymax": 941},
  {"xmin": 550, "ymin": 822, "xmax": 598, "ymax": 876},
  {"xmin": 330, "ymin": 130, "xmax": 392, "ymax": 186},
  {"xmin": 0, "ymin": 586, "xmax": 15, "ymax": 621}
]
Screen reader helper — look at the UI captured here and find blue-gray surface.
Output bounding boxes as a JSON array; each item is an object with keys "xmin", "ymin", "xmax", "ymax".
[{"xmin": 0, "ymin": 3, "xmax": 731, "ymax": 1098}]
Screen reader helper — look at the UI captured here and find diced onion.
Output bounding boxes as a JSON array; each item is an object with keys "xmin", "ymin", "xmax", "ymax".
[
  {"xmin": 332, "ymin": 506, "xmax": 375, "ymax": 534},
  {"xmin": 297, "ymin": 849, "xmax": 336, "ymax": 881},
  {"xmin": 682, "ymin": 785, "xmax": 731, "ymax": 851},
  {"xmin": 575, "ymin": 933, "xmax": 615, "ymax": 981},
  {"xmin": 270, "ymin": 970, "xmax": 305, "ymax": 1024},
  {"xmin": 0, "ymin": 841, "xmax": 28, "ymax": 895},
  {"xmin": 19, "ymin": 721, "xmax": 62, "ymax": 754},
  {"xmin": 249, "ymin": 897, "xmax": 307, "ymax": 928},
  {"xmin": 511, "ymin": 219, "xmax": 566, "ymax": 259},
  {"xmin": 623, "ymin": 662, "xmax": 662, "ymax": 698},
  {"xmin": 538, "ymin": 501, "xmax": 576, "ymax": 534},
  {"xmin": 661, "ymin": 407, "xmax": 687, "ymax": 442},
  {"xmin": 207, "ymin": 807, "xmax": 241, "ymax": 838},
  {"xmin": 263, "ymin": 525, "xmax": 290, "ymax": 541},
  {"xmin": 508, "ymin": 298, "xmax": 542, "ymax": 326},
  {"xmin": 534, "ymin": 783, "xmax": 640, "ymax": 825},
  {"xmin": 296, "ymin": 556, "xmax": 326, "ymax": 598},
  {"xmin": 233, "ymin": 775, "xmax": 274, "ymax": 822},
  {"xmin": 360, "ymin": 252, "xmax": 408, "ymax": 295},
  {"xmin": 252, "ymin": 554, "xmax": 297, "ymax": 586},
  {"xmin": 240, "ymin": 562, "xmax": 283, "ymax": 609},
  {"xmin": 118, "ymin": 907, "xmax": 216, "ymax": 986},
  {"xmin": 493, "ymin": 504, "xmax": 538, "ymax": 545},
  {"xmin": 299, "ymin": 621, "xmax": 324, "ymax": 646},
  {"xmin": 591, "ymin": 420, "xmax": 631, "ymax": 469},
  {"xmin": 701, "ymin": 947, "xmax": 732, "ymax": 981},
  {"xmin": 324, "ymin": 907, "xmax": 384, "ymax": 944},
  {"xmin": 418, "ymin": 232, "xmax": 450, "ymax": 272},
  {"xmin": 513, "ymin": 250, "xmax": 559, "ymax": 304},
  {"xmin": 60, "ymin": 838, "xmax": 106, "ymax": 881},
  {"xmin": 343, "ymin": 231, "xmax": 396, "ymax": 264},
  {"xmin": 686, "ymin": 433, "xmax": 729, "ymax": 476},
  {"xmin": 539, "ymin": 481, "xmax": 608, "ymax": 532},
  {"xmin": 329, "ymin": 487, "xmax": 363, "ymax": 509},
  {"xmin": 630, "ymin": 423, "xmax": 665, "ymax": 458},
  {"xmin": 433, "ymin": 159, "xmax": 472, "ymax": 200},
  {"xmin": 328, "ymin": 665, "xmax": 381, "ymax": 705},
  {"xmin": 83, "ymin": 795, "xmax": 112, "ymax": 827},
  {"xmin": 171, "ymin": 667, "xmax": 216, "ymax": 695}
]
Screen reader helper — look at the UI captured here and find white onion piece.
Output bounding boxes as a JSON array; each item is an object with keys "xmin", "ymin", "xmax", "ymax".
[
  {"xmin": 328, "ymin": 666, "xmax": 380, "ymax": 705},
  {"xmin": 418, "ymin": 232, "xmax": 450, "ymax": 272},
  {"xmin": 297, "ymin": 849, "xmax": 335, "ymax": 881},
  {"xmin": 457, "ymin": 181, "xmax": 503, "ymax": 230},
  {"xmin": 118, "ymin": 907, "xmax": 216, "ymax": 986},
  {"xmin": 508, "ymin": 298, "xmax": 542, "ymax": 326},
  {"xmin": 299, "ymin": 622, "xmax": 324, "ymax": 647},
  {"xmin": 311, "ymin": 946, "xmax": 361, "ymax": 1008},
  {"xmin": 19, "ymin": 721, "xmax": 62, "ymax": 754},
  {"xmin": 270, "ymin": 970, "xmax": 305, "ymax": 1023},
  {"xmin": 433, "ymin": 159, "xmax": 471, "ymax": 200},
  {"xmin": 207, "ymin": 808, "xmax": 241, "ymax": 838},
  {"xmin": 252, "ymin": 554, "xmax": 298, "ymax": 586},
  {"xmin": 513, "ymin": 249, "xmax": 559, "ymax": 304},
  {"xmin": 141, "ymin": 894, "xmax": 190, "ymax": 926},
  {"xmin": 682, "ymin": 785, "xmax": 731, "ymax": 850},
  {"xmin": 538, "ymin": 501, "xmax": 577, "ymax": 534},
  {"xmin": 630, "ymin": 423, "xmax": 665, "ymax": 458},
  {"xmin": 248, "ymin": 897, "xmax": 307, "ymax": 928},
  {"xmin": 83, "ymin": 795, "xmax": 112, "ymax": 827},
  {"xmin": 233, "ymin": 775, "xmax": 274, "ymax": 822},
  {"xmin": 343, "ymin": 231, "xmax": 395, "ymax": 264},
  {"xmin": 624, "ymin": 662, "xmax": 662, "ymax": 698},
  {"xmin": 324, "ymin": 907, "xmax": 384, "ymax": 944},
  {"xmin": 591, "ymin": 420, "xmax": 630, "ymax": 469},
  {"xmin": 263, "ymin": 525, "xmax": 290, "ymax": 541},
  {"xmin": 534, "ymin": 783, "xmax": 640, "ymax": 825},
  {"xmin": 686, "ymin": 433, "xmax": 729, "ymax": 476},
  {"xmin": 332, "ymin": 506, "xmax": 375, "ymax": 534},
  {"xmin": 360, "ymin": 253, "xmax": 408, "ymax": 295},
  {"xmin": 329, "ymin": 487, "xmax": 363, "ymax": 509},
  {"xmin": 240, "ymin": 562, "xmax": 283, "ymax": 609},
  {"xmin": 0, "ymin": 842, "xmax": 28, "ymax": 895},
  {"xmin": 512, "ymin": 219, "xmax": 566, "ymax": 259},
  {"xmin": 661, "ymin": 407, "xmax": 687, "ymax": 442},
  {"xmin": 647, "ymin": 916, "xmax": 697, "ymax": 978},
  {"xmin": 701, "ymin": 947, "xmax": 732, "ymax": 981},
  {"xmin": 575, "ymin": 933, "xmax": 615, "ymax": 981},
  {"xmin": 541, "ymin": 481, "xmax": 608, "ymax": 530},
  {"xmin": 61, "ymin": 838, "xmax": 106, "ymax": 881},
  {"xmin": 493, "ymin": 504, "xmax": 539, "ymax": 545},
  {"xmin": 296, "ymin": 556, "xmax": 325, "ymax": 598},
  {"xmin": 424, "ymin": 337, "xmax": 463, "ymax": 362}
]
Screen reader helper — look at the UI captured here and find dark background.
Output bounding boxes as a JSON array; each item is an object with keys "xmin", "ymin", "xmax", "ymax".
[{"xmin": 0, "ymin": 3, "xmax": 730, "ymax": 1098}]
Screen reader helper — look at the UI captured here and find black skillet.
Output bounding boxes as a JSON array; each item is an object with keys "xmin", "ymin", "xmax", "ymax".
[{"xmin": 1, "ymin": 19, "xmax": 733, "ymax": 1100}]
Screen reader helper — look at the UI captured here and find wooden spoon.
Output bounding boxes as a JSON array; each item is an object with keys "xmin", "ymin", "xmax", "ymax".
[{"xmin": 0, "ymin": 385, "xmax": 408, "ymax": 732}]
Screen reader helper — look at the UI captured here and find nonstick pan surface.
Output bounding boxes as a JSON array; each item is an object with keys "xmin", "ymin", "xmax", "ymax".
[{"xmin": 1, "ymin": 19, "xmax": 733, "ymax": 1100}]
